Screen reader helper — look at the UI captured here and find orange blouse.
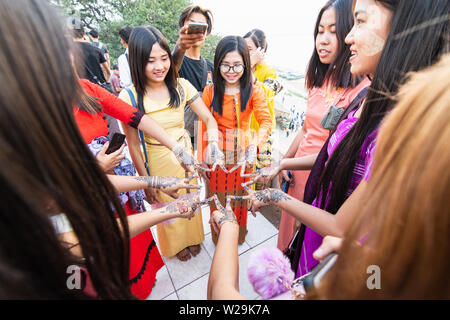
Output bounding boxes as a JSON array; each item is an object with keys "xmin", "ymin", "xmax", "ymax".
[{"xmin": 197, "ymin": 84, "xmax": 272, "ymax": 160}]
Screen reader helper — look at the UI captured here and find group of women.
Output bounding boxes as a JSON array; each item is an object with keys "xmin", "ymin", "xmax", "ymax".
[
  {"xmin": 207, "ymin": 0, "xmax": 450, "ymax": 300},
  {"xmin": 0, "ymin": 0, "xmax": 449, "ymax": 300}
]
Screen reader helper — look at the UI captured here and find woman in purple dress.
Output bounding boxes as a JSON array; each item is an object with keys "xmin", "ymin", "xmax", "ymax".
[{"xmin": 245, "ymin": 0, "xmax": 450, "ymax": 277}]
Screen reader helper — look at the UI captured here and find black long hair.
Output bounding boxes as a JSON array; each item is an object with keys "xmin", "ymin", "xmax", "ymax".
[
  {"xmin": 211, "ymin": 36, "xmax": 253, "ymax": 115},
  {"xmin": 305, "ymin": 0, "xmax": 359, "ymax": 89},
  {"xmin": 243, "ymin": 29, "xmax": 268, "ymax": 53},
  {"xmin": 317, "ymin": 0, "xmax": 450, "ymax": 214},
  {"xmin": 128, "ymin": 25, "xmax": 181, "ymax": 108},
  {"xmin": 0, "ymin": 0, "xmax": 133, "ymax": 299}
]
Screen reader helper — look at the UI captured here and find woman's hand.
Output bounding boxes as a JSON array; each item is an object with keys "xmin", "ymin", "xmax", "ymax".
[
  {"xmin": 96, "ymin": 142, "xmax": 125, "ymax": 172},
  {"xmin": 229, "ymin": 144, "xmax": 257, "ymax": 176},
  {"xmin": 243, "ymin": 160, "xmax": 283, "ymax": 187},
  {"xmin": 145, "ymin": 188, "xmax": 159, "ymax": 204},
  {"xmin": 205, "ymin": 141, "xmax": 226, "ymax": 172},
  {"xmin": 250, "ymin": 47, "xmax": 265, "ymax": 69},
  {"xmin": 313, "ymin": 236, "xmax": 343, "ymax": 261},
  {"xmin": 135, "ymin": 175, "xmax": 200, "ymax": 199},
  {"xmin": 172, "ymin": 143, "xmax": 198, "ymax": 174},
  {"xmin": 279, "ymin": 169, "xmax": 292, "ymax": 186},
  {"xmin": 209, "ymin": 195, "xmax": 238, "ymax": 234},
  {"xmin": 160, "ymin": 192, "xmax": 209, "ymax": 220},
  {"xmin": 236, "ymin": 185, "xmax": 292, "ymax": 216}
]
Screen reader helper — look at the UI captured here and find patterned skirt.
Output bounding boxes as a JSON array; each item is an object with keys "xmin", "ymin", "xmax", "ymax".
[{"xmin": 207, "ymin": 148, "xmax": 252, "ymax": 245}]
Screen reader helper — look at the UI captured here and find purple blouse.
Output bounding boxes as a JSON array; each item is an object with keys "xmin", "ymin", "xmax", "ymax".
[{"xmin": 297, "ymin": 108, "xmax": 378, "ymax": 277}]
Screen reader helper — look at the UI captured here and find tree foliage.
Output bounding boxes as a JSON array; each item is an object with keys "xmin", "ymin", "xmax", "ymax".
[{"xmin": 53, "ymin": 0, "xmax": 220, "ymax": 65}]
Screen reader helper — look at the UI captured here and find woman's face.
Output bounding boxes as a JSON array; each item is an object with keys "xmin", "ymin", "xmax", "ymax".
[
  {"xmin": 145, "ymin": 42, "xmax": 171, "ymax": 84},
  {"xmin": 345, "ymin": 0, "xmax": 393, "ymax": 76},
  {"xmin": 219, "ymin": 50, "xmax": 245, "ymax": 86},
  {"xmin": 316, "ymin": 7, "xmax": 339, "ymax": 65},
  {"xmin": 244, "ymin": 37, "xmax": 258, "ymax": 55}
]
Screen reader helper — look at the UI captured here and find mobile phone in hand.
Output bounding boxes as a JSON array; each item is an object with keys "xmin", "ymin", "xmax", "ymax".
[
  {"xmin": 187, "ymin": 22, "xmax": 208, "ymax": 34},
  {"xmin": 302, "ymin": 253, "xmax": 338, "ymax": 293},
  {"xmin": 105, "ymin": 133, "xmax": 126, "ymax": 154}
]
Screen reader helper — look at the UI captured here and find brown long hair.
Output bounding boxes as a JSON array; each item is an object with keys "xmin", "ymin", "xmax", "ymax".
[
  {"xmin": 0, "ymin": 0, "xmax": 133, "ymax": 299},
  {"xmin": 316, "ymin": 54, "xmax": 450, "ymax": 299}
]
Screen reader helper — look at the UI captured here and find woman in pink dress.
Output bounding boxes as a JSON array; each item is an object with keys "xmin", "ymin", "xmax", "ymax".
[{"xmin": 277, "ymin": 0, "xmax": 370, "ymax": 252}]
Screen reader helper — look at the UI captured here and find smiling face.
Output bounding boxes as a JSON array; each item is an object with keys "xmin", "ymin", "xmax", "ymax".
[
  {"xmin": 145, "ymin": 42, "xmax": 170, "ymax": 84},
  {"xmin": 345, "ymin": 0, "xmax": 393, "ymax": 76},
  {"xmin": 219, "ymin": 50, "xmax": 245, "ymax": 87},
  {"xmin": 316, "ymin": 7, "xmax": 339, "ymax": 65}
]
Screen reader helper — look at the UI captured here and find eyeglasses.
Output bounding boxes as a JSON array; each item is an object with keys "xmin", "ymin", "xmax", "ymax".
[{"xmin": 219, "ymin": 64, "xmax": 244, "ymax": 73}]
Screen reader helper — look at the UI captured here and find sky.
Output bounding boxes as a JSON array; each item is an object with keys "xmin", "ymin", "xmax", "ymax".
[{"xmin": 195, "ymin": 0, "xmax": 328, "ymax": 74}]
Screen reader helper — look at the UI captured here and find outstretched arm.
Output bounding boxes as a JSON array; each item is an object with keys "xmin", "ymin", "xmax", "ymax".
[
  {"xmin": 107, "ymin": 174, "xmax": 199, "ymax": 196},
  {"xmin": 207, "ymin": 196, "xmax": 246, "ymax": 300},
  {"xmin": 242, "ymin": 181, "xmax": 367, "ymax": 238}
]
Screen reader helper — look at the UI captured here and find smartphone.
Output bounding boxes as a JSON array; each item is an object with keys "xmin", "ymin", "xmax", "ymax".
[
  {"xmin": 302, "ymin": 253, "xmax": 338, "ymax": 293},
  {"xmin": 187, "ymin": 22, "xmax": 208, "ymax": 34},
  {"xmin": 282, "ymin": 171, "xmax": 292, "ymax": 193},
  {"xmin": 105, "ymin": 133, "xmax": 126, "ymax": 154}
]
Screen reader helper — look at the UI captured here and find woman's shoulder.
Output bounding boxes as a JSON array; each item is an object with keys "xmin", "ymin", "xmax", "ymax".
[
  {"xmin": 255, "ymin": 62, "xmax": 277, "ymax": 80},
  {"xmin": 79, "ymin": 79, "xmax": 96, "ymax": 93}
]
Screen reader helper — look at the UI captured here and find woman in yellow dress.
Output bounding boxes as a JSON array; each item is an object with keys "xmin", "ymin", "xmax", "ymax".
[{"xmin": 119, "ymin": 25, "xmax": 222, "ymax": 261}]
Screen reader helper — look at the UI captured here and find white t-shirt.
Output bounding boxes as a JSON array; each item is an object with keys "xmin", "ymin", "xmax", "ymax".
[{"xmin": 118, "ymin": 48, "xmax": 132, "ymax": 88}]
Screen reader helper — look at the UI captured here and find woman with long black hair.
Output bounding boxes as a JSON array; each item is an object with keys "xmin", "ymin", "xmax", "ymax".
[
  {"xmin": 0, "ymin": 0, "xmax": 202, "ymax": 299},
  {"xmin": 245, "ymin": 0, "xmax": 449, "ymax": 277},
  {"xmin": 197, "ymin": 36, "xmax": 273, "ymax": 245},
  {"xmin": 119, "ymin": 26, "xmax": 221, "ymax": 262},
  {"xmin": 274, "ymin": 0, "xmax": 370, "ymax": 253}
]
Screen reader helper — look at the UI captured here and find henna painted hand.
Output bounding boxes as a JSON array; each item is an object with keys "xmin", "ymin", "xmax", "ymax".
[
  {"xmin": 209, "ymin": 195, "xmax": 237, "ymax": 233},
  {"xmin": 242, "ymin": 160, "xmax": 282, "ymax": 188},
  {"xmin": 160, "ymin": 192, "xmax": 202, "ymax": 219},
  {"xmin": 238, "ymin": 185, "xmax": 292, "ymax": 216},
  {"xmin": 229, "ymin": 144, "xmax": 257, "ymax": 176},
  {"xmin": 172, "ymin": 144, "xmax": 197, "ymax": 174},
  {"xmin": 135, "ymin": 175, "xmax": 200, "ymax": 199},
  {"xmin": 204, "ymin": 141, "xmax": 226, "ymax": 172}
]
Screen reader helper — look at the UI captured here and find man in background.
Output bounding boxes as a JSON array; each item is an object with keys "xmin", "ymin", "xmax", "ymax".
[
  {"xmin": 117, "ymin": 26, "xmax": 133, "ymax": 88},
  {"xmin": 110, "ymin": 65, "xmax": 122, "ymax": 97},
  {"xmin": 71, "ymin": 18, "xmax": 110, "ymax": 85},
  {"xmin": 89, "ymin": 28, "xmax": 111, "ymax": 68},
  {"xmin": 172, "ymin": 5, "xmax": 214, "ymax": 147}
]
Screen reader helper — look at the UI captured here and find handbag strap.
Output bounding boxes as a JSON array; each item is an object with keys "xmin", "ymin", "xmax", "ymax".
[
  {"xmin": 125, "ymin": 88, "xmax": 151, "ymax": 176},
  {"xmin": 200, "ymin": 57, "xmax": 208, "ymax": 90}
]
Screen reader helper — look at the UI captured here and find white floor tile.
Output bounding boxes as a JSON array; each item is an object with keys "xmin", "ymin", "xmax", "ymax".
[
  {"xmin": 162, "ymin": 292, "xmax": 179, "ymax": 300},
  {"xmin": 163, "ymin": 246, "xmax": 212, "ymax": 290},
  {"xmin": 238, "ymin": 235, "xmax": 279, "ymax": 300},
  {"xmin": 203, "ymin": 233, "xmax": 251, "ymax": 259},
  {"xmin": 177, "ymin": 273, "xmax": 209, "ymax": 300},
  {"xmin": 146, "ymin": 266, "xmax": 175, "ymax": 300},
  {"xmin": 245, "ymin": 212, "xmax": 279, "ymax": 248}
]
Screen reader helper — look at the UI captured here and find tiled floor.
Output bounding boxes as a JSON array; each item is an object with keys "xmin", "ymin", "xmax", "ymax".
[{"xmin": 146, "ymin": 197, "xmax": 279, "ymax": 300}]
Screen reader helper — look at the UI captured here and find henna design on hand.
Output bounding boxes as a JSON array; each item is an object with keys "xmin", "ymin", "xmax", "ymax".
[
  {"xmin": 173, "ymin": 144, "xmax": 196, "ymax": 166},
  {"xmin": 254, "ymin": 188, "xmax": 291, "ymax": 204}
]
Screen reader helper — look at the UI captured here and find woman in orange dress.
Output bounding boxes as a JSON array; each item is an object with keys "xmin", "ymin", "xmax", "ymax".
[
  {"xmin": 276, "ymin": 0, "xmax": 370, "ymax": 252},
  {"xmin": 197, "ymin": 36, "xmax": 273, "ymax": 244}
]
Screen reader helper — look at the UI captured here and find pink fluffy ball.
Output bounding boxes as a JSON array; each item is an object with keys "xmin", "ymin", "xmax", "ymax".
[{"xmin": 247, "ymin": 247, "xmax": 295, "ymax": 299}]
